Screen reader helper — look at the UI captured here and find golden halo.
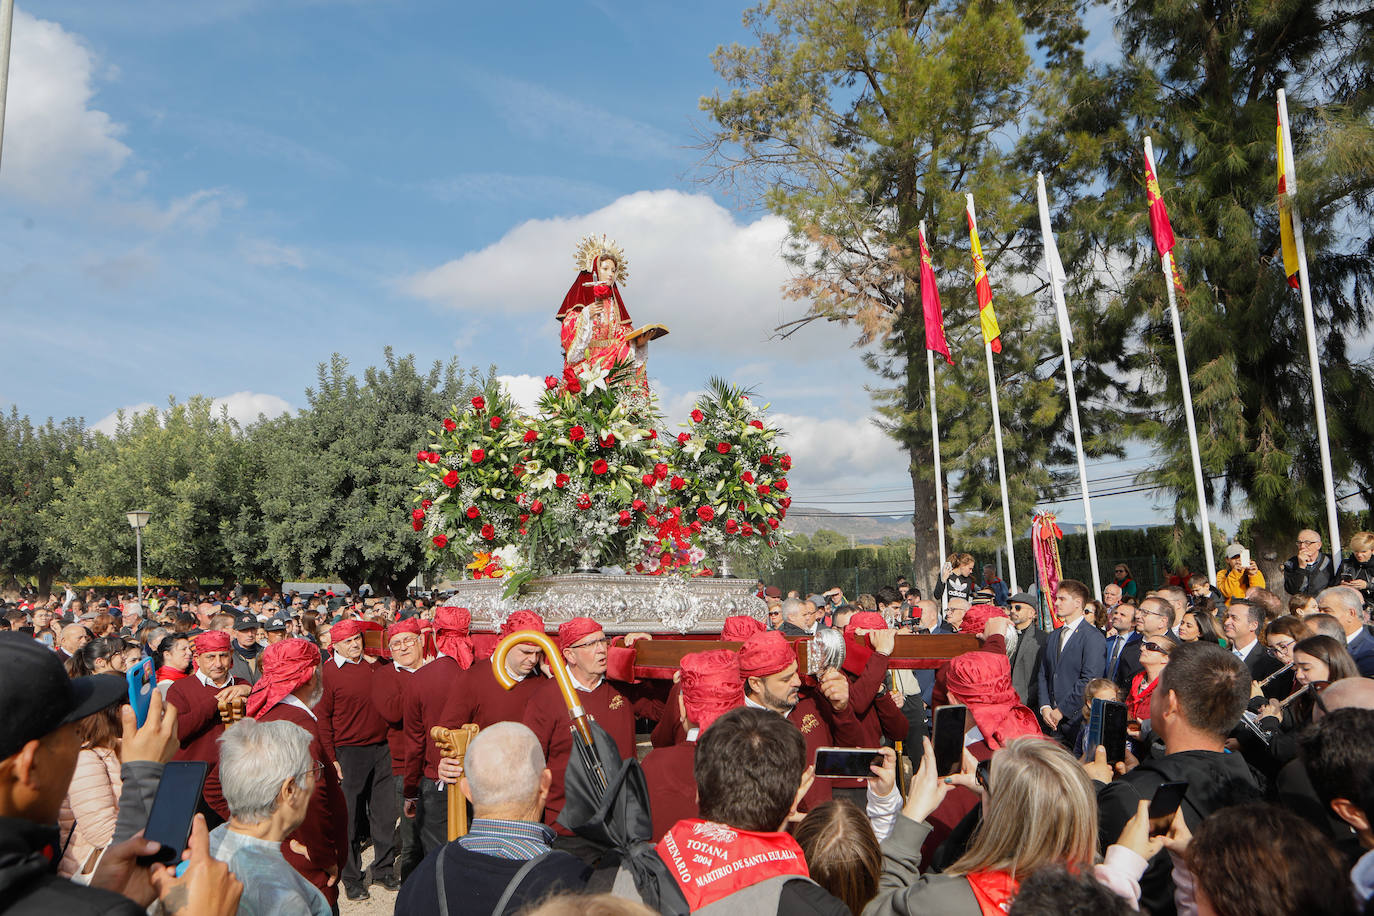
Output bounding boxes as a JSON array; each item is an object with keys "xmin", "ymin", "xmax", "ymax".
[{"xmin": 573, "ymin": 234, "xmax": 629, "ymax": 286}]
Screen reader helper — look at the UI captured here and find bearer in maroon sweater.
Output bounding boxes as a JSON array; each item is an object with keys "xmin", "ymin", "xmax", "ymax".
[
  {"xmin": 648, "ymin": 615, "xmax": 763, "ymax": 750},
  {"xmin": 371, "ymin": 617, "xmax": 428, "ymax": 880},
  {"xmin": 439, "ymin": 610, "xmax": 547, "ymax": 733},
  {"xmin": 640, "ymin": 648, "xmax": 745, "ymax": 840},
  {"xmin": 318, "ymin": 618, "xmax": 397, "ymax": 900},
  {"xmin": 166, "ymin": 629, "xmax": 250, "ymax": 826},
  {"xmin": 246, "ymin": 638, "xmax": 349, "ymax": 909}
]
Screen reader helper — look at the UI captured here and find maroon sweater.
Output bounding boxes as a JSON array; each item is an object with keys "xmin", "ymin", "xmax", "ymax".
[
  {"xmin": 641, "ymin": 741, "xmax": 697, "ymax": 842},
  {"xmin": 165, "ymin": 673, "xmax": 244, "ymax": 819},
  {"xmin": 371, "ymin": 661, "xmax": 418, "ymax": 773},
  {"xmin": 318, "ymin": 655, "xmax": 389, "ymax": 751},
  {"xmin": 257, "ymin": 701, "xmax": 349, "ymax": 907},
  {"xmin": 440, "ymin": 660, "xmax": 546, "ymax": 732},
  {"xmin": 784, "ymin": 690, "xmax": 864, "ymax": 811},
  {"xmin": 402, "ymin": 655, "xmax": 460, "ymax": 797}
]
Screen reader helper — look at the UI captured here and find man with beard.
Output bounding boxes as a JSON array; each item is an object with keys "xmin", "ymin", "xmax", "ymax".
[
  {"xmin": 1006, "ymin": 592, "xmax": 1045, "ymax": 707},
  {"xmin": 228, "ymin": 613, "xmax": 263, "ymax": 684},
  {"xmin": 247, "ymin": 639, "xmax": 349, "ymax": 908},
  {"xmin": 166, "ymin": 630, "xmax": 251, "ymax": 826}
]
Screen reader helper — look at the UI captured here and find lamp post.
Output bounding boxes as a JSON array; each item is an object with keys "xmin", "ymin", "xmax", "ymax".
[{"xmin": 125, "ymin": 510, "xmax": 151, "ymax": 612}]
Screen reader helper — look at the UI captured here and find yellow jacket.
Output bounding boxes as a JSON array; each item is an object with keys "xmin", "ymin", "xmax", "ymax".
[{"xmin": 1216, "ymin": 565, "xmax": 1265, "ymax": 604}]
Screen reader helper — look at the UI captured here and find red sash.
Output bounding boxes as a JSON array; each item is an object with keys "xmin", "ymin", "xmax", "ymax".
[
  {"xmin": 965, "ymin": 870, "xmax": 1019, "ymax": 915},
  {"xmin": 656, "ymin": 819, "xmax": 809, "ymax": 911},
  {"xmin": 156, "ymin": 665, "xmax": 189, "ymax": 683}
]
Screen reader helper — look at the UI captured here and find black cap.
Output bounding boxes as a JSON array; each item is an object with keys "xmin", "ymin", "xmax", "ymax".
[
  {"xmin": 264, "ymin": 617, "xmax": 287, "ymax": 632},
  {"xmin": 0, "ymin": 634, "xmax": 127, "ymax": 760},
  {"xmin": 1008, "ymin": 592, "xmax": 1037, "ymax": 607},
  {"xmin": 232, "ymin": 613, "xmax": 258, "ymax": 631}
]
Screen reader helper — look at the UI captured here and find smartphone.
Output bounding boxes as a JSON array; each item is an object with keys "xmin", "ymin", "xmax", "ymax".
[
  {"xmin": 932, "ymin": 704, "xmax": 968, "ymax": 777},
  {"xmin": 1239, "ymin": 548, "xmax": 1251, "ymax": 569},
  {"xmin": 140, "ymin": 761, "xmax": 208, "ymax": 866},
  {"xmin": 1148, "ymin": 781, "xmax": 1188, "ymax": 835},
  {"xmin": 127, "ymin": 658, "xmax": 154, "ymax": 728},
  {"xmin": 1087, "ymin": 698, "xmax": 1129, "ymax": 764},
  {"xmin": 813, "ymin": 747, "xmax": 883, "ymax": 779}
]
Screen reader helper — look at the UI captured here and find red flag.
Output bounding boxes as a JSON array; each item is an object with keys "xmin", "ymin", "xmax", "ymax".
[
  {"xmin": 1144, "ymin": 141, "xmax": 1187, "ymax": 299},
  {"xmin": 919, "ymin": 224, "xmax": 953, "ymax": 365}
]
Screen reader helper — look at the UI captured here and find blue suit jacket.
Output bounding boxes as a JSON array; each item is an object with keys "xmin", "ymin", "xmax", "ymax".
[
  {"xmin": 1037, "ymin": 619, "xmax": 1108, "ymax": 730},
  {"xmin": 1347, "ymin": 628, "xmax": 1374, "ymax": 678}
]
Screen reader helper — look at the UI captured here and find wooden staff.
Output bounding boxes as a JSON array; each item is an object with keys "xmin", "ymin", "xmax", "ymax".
[
  {"xmin": 432, "ymin": 724, "xmax": 479, "ymax": 841},
  {"xmin": 216, "ymin": 696, "xmax": 245, "ymax": 726}
]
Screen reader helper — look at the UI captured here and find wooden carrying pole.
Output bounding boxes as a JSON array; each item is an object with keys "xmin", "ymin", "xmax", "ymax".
[{"xmin": 432, "ymin": 724, "xmax": 479, "ymax": 841}]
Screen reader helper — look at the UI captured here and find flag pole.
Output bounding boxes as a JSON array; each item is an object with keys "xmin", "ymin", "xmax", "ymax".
[
  {"xmin": 1036, "ymin": 174, "xmax": 1102, "ymax": 600},
  {"xmin": 0, "ymin": 0, "xmax": 14, "ymax": 169},
  {"xmin": 920, "ymin": 220, "xmax": 948, "ymax": 610},
  {"xmin": 1145, "ymin": 137, "xmax": 1216, "ymax": 585},
  {"xmin": 1278, "ymin": 90, "xmax": 1342, "ymax": 557},
  {"xmin": 967, "ymin": 194, "xmax": 1018, "ymax": 593}
]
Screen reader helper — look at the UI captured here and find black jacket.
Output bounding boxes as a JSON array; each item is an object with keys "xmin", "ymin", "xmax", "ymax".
[
  {"xmin": 1283, "ymin": 553, "xmax": 1336, "ymax": 597},
  {"xmin": 1336, "ymin": 556, "xmax": 1374, "ymax": 607},
  {"xmin": 394, "ymin": 839, "xmax": 589, "ymax": 916},
  {"xmin": 0, "ymin": 817, "xmax": 143, "ymax": 916},
  {"xmin": 1097, "ymin": 749, "xmax": 1261, "ymax": 916},
  {"xmin": 1008, "ymin": 625, "xmax": 1045, "ymax": 708}
]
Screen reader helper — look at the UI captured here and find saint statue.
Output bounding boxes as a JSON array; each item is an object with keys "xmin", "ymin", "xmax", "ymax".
[{"xmin": 556, "ymin": 235, "xmax": 667, "ymax": 384}]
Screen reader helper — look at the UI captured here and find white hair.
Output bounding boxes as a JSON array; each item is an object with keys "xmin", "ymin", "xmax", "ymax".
[
  {"xmin": 1320, "ymin": 586, "xmax": 1366, "ymax": 620},
  {"xmin": 464, "ymin": 721, "xmax": 545, "ymax": 809},
  {"xmin": 218, "ymin": 718, "xmax": 313, "ymax": 824}
]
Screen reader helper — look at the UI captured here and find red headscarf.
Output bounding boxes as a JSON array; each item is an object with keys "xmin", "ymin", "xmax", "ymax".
[
  {"xmin": 501, "ymin": 610, "xmax": 546, "ymax": 637},
  {"xmin": 721, "ymin": 615, "xmax": 765, "ymax": 641},
  {"xmin": 435, "ymin": 606, "xmax": 474, "ymax": 669},
  {"xmin": 841, "ymin": 611, "xmax": 890, "ymax": 674},
  {"xmin": 558, "ymin": 617, "xmax": 603, "ymax": 653},
  {"xmin": 386, "ymin": 618, "xmax": 424, "ymax": 644},
  {"xmin": 680, "ymin": 650, "xmax": 745, "ymax": 735},
  {"xmin": 330, "ymin": 619, "xmax": 366, "ymax": 643},
  {"xmin": 246, "ymin": 639, "xmax": 322, "ymax": 718},
  {"xmin": 192, "ymin": 630, "xmax": 231, "ymax": 656},
  {"xmin": 738, "ymin": 631, "xmax": 795, "ymax": 679},
  {"xmin": 960, "ymin": 603, "xmax": 1009, "ymax": 636},
  {"xmin": 943, "ymin": 651, "xmax": 1042, "ymax": 749}
]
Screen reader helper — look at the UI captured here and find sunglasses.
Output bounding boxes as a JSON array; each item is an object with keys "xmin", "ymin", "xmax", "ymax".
[{"xmin": 1142, "ymin": 641, "xmax": 1173, "ymax": 655}]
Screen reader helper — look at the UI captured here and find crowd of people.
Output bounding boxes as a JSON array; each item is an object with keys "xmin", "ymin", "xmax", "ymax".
[{"xmin": 1, "ymin": 524, "xmax": 1372, "ymax": 915}]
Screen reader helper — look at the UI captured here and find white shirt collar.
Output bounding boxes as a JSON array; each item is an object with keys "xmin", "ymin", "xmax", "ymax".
[
  {"xmin": 685, "ymin": 727, "xmax": 700, "ymax": 742},
  {"xmin": 280, "ymin": 692, "xmax": 317, "ymax": 720},
  {"xmin": 196, "ymin": 669, "xmax": 231, "ymax": 689},
  {"xmin": 395, "ymin": 663, "xmax": 419, "ymax": 673},
  {"xmin": 1347, "ymin": 628, "xmax": 1363, "ymax": 646},
  {"xmin": 744, "ymin": 695, "xmax": 768, "ymax": 712},
  {"xmin": 332, "ymin": 651, "xmax": 357, "ymax": 667},
  {"xmin": 1232, "ymin": 639, "xmax": 1256, "ymax": 661},
  {"xmin": 572, "ymin": 673, "xmax": 603, "ymax": 692},
  {"xmin": 1060, "ymin": 615, "xmax": 1085, "ymax": 637}
]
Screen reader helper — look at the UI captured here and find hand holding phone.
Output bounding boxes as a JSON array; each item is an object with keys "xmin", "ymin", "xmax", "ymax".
[
  {"xmin": 1087, "ymin": 698, "xmax": 1129, "ymax": 764},
  {"xmin": 140, "ymin": 761, "xmax": 209, "ymax": 866},
  {"xmin": 1148, "ymin": 781, "xmax": 1188, "ymax": 836},
  {"xmin": 813, "ymin": 747, "xmax": 884, "ymax": 779}
]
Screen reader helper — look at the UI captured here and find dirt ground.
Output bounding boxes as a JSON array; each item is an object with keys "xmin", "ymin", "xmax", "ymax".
[{"xmin": 338, "ymin": 845, "xmax": 398, "ymax": 916}]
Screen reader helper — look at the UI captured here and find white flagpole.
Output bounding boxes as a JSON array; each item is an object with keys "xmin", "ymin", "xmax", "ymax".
[
  {"xmin": 921, "ymin": 220, "xmax": 948, "ymax": 610},
  {"xmin": 1278, "ymin": 90, "xmax": 1342, "ymax": 557},
  {"xmin": 967, "ymin": 194, "xmax": 1018, "ymax": 594},
  {"xmin": 0, "ymin": 0, "xmax": 14, "ymax": 169},
  {"xmin": 1145, "ymin": 138, "xmax": 1217, "ymax": 585},
  {"xmin": 1036, "ymin": 173, "xmax": 1101, "ymax": 600}
]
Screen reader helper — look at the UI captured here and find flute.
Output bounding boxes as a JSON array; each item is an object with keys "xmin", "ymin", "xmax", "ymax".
[{"xmin": 1257, "ymin": 662, "xmax": 1293, "ymax": 689}]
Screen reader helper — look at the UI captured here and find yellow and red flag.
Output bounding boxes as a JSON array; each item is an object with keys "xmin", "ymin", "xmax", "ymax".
[
  {"xmin": 1277, "ymin": 112, "xmax": 1300, "ymax": 289},
  {"xmin": 966, "ymin": 194, "xmax": 1001, "ymax": 353},
  {"xmin": 1143, "ymin": 139, "xmax": 1187, "ymax": 298},
  {"xmin": 918, "ymin": 223, "xmax": 953, "ymax": 365}
]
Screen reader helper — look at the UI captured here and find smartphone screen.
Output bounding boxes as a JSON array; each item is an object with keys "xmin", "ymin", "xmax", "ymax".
[
  {"xmin": 127, "ymin": 658, "xmax": 154, "ymax": 728},
  {"xmin": 933, "ymin": 704, "xmax": 967, "ymax": 777},
  {"xmin": 142, "ymin": 761, "xmax": 208, "ymax": 865},
  {"xmin": 1148, "ymin": 780, "xmax": 1188, "ymax": 835},
  {"xmin": 1100, "ymin": 700, "xmax": 1128, "ymax": 764},
  {"xmin": 1086, "ymin": 697, "xmax": 1105, "ymax": 755},
  {"xmin": 1239, "ymin": 548, "xmax": 1251, "ymax": 569},
  {"xmin": 813, "ymin": 747, "xmax": 883, "ymax": 779}
]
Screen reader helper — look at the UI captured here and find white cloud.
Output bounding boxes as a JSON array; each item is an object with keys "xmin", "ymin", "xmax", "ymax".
[
  {"xmin": 240, "ymin": 238, "xmax": 306, "ymax": 269},
  {"xmin": 91, "ymin": 402, "xmax": 156, "ymax": 436},
  {"xmin": 404, "ymin": 190, "xmax": 803, "ymax": 357},
  {"xmin": 91, "ymin": 391, "xmax": 291, "ymax": 435},
  {"xmin": 770, "ymin": 411, "xmax": 906, "ymax": 482},
  {"xmin": 496, "ymin": 374, "xmax": 547, "ymax": 414},
  {"xmin": 0, "ymin": 10, "xmax": 131, "ymax": 204}
]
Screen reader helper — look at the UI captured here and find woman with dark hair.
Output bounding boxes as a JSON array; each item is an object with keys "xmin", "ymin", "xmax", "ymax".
[
  {"xmin": 794, "ymin": 799, "xmax": 882, "ymax": 916},
  {"xmin": 154, "ymin": 633, "xmax": 192, "ymax": 697},
  {"xmin": 1178, "ymin": 609, "xmax": 1223, "ymax": 646},
  {"xmin": 57, "ymin": 704, "xmax": 124, "ymax": 879},
  {"xmin": 1258, "ymin": 634, "xmax": 1361, "ymax": 747},
  {"xmin": 300, "ymin": 609, "xmax": 321, "ymax": 645},
  {"xmin": 64, "ymin": 636, "xmax": 131, "ymax": 678},
  {"xmin": 1292, "ymin": 634, "xmax": 1361, "ymax": 686}
]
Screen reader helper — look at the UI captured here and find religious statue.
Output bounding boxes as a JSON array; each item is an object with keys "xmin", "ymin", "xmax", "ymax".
[{"xmin": 556, "ymin": 235, "xmax": 667, "ymax": 384}]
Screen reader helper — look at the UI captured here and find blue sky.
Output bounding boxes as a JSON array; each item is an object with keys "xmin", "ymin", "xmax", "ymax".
[{"xmin": 0, "ymin": 0, "xmax": 1210, "ymax": 538}]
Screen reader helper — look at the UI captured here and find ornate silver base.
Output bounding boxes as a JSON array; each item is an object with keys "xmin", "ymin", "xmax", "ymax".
[{"xmin": 445, "ymin": 573, "xmax": 767, "ymax": 634}]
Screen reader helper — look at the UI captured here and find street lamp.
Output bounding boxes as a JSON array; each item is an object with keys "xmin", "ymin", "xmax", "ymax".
[{"xmin": 125, "ymin": 510, "xmax": 151, "ymax": 613}]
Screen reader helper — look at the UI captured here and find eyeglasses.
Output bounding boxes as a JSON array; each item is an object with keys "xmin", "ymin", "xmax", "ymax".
[
  {"xmin": 295, "ymin": 760, "xmax": 326, "ymax": 783},
  {"xmin": 1267, "ymin": 640, "xmax": 1296, "ymax": 656},
  {"xmin": 1142, "ymin": 641, "xmax": 1173, "ymax": 655},
  {"xmin": 1298, "ymin": 539, "xmax": 1321, "ymax": 546},
  {"xmin": 389, "ymin": 635, "xmax": 421, "ymax": 649},
  {"xmin": 569, "ymin": 636, "xmax": 611, "ymax": 651}
]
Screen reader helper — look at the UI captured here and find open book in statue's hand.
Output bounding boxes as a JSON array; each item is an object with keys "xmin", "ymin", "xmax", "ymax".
[{"xmin": 625, "ymin": 324, "xmax": 669, "ymax": 345}]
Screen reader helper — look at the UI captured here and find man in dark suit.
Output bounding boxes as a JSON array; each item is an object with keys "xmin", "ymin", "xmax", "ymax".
[
  {"xmin": 1104, "ymin": 602, "xmax": 1141, "ymax": 689},
  {"xmin": 1036, "ymin": 579, "xmax": 1106, "ymax": 742},
  {"xmin": 1006, "ymin": 592, "xmax": 1045, "ymax": 707},
  {"xmin": 1317, "ymin": 586, "xmax": 1374, "ymax": 677},
  {"xmin": 1222, "ymin": 599, "xmax": 1284, "ymax": 682},
  {"xmin": 1116, "ymin": 598, "xmax": 1177, "ymax": 692}
]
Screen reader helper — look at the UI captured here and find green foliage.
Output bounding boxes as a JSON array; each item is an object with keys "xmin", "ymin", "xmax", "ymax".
[{"xmin": 0, "ymin": 409, "xmax": 94, "ymax": 590}]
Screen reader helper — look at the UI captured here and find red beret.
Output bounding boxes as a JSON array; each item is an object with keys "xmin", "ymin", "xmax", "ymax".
[
  {"xmin": 330, "ymin": 619, "xmax": 366, "ymax": 643},
  {"xmin": 193, "ymin": 630, "xmax": 231, "ymax": 656},
  {"xmin": 721, "ymin": 615, "xmax": 765, "ymax": 641},
  {"xmin": 960, "ymin": 603, "xmax": 1008, "ymax": 636},
  {"xmin": 501, "ymin": 610, "xmax": 545, "ymax": 637},
  {"xmin": 386, "ymin": 618, "xmax": 424, "ymax": 643},
  {"xmin": 558, "ymin": 617, "xmax": 603, "ymax": 653},
  {"xmin": 763, "ymin": 586, "xmax": 782, "ymax": 599},
  {"xmin": 680, "ymin": 650, "xmax": 745, "ymax": 734},
  {"xmin": 738, "ymin": 631, "xmax": 796, "ymax": 678}
]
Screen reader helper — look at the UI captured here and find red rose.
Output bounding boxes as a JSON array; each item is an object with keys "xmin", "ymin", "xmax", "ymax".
[
  {"xmin": 519, "ymin": 527, "xmax": 527, "ymax": 535},
  {"xmin": 480, "ymin": 524, "xmax": 495, "ymax": 540},
  {"xmin": 781, "ymin": 496, "xmax": 792, "ymax": 508},
  {"xmin": 544, "ymin": 375, "xmax": 559, "ymax": 390},
  {"xmin": 641, "ymin": 473, "xmax": 656, "ymax": 486},
  {"xmin": 780, "ymin": 455, "xmax": 793, "ymax": 470},
  {"xmin": 632, "ymin": 499, "xmax": 647, "ymax": 511},
  {"xmin": 569, "ymin": 425, "xmax": 586, "ymax": 441},
  {"xmin": 670, "ymin": 506, "xmax": 682, "ymax": 518},
  {"xmin": 678, "ymin": 432, "xmax": 691, "ymax": 444},
  {"xmin": 411, "ymin": 508, "xmax": 425, "ymax": 521},
  {"xmin": 519, "ymin": 513, "xmax": 529, "ymax": 523},
  {"xmin": 696, "ymin": 506, "xmax": 715, "ymax": 522},
  {"xmin": 750, "ymin": 420, "xmax": 764, "ymax": 429},
  {"xmin": 592, "ymin": 459, "xmax": 609, "ymax": 475},
  {"xmin": 646, "ymin": 516, "xmax": 660, "ymax": 528},
  {"xmin": 725, "ymin": 519, "xmax": 739, "ymax": 533},
  {"xmin": 654, "ymin": 462, "xmax": 669, "ymax": 480},
  {"xmin": 411, "ymin": 519, "xmax": 423, "ymax": 531},
  {"xmin": 523, "ymin": 429, "xmax": 538, "ymax": 443},
  {"xmin": 429, "ymin": 453, "xmax": 441, "ymax": 464},
  {"xmin": 768, "ymin": 517, "xmax": 780, "ymax": 529},
  {"xmin": 691, "ymin": 409, "xmax": 704, "ymax": 423},
  {"xmin": 531, "ymin": 500, "xmax": 544, "ymax": 514},
  {"xmin": 466, "ymin": 506, "xmax": 480, "ymax": 519},
  {"xmin": 490, "ymin": 416, "xmax": 502, "ymax": 430},
  {"xmin": 576, "ymin": 494, "xmax": 592, "ymax": 510},
  {"xmin": 443, "ymin": 418, "xmax": 457, "ymax": 432},
  {"xmin": 469, "ymin": 449, "xmax": 484, "ymax": 464},
  {"xmin": 760, "ymin": 454, "xmax": 774, "ymax": 466},
  {"xmin": 716, "ymin": 442, "xmax": 730, "ymax": 454},
  {"xmin": 689, "ymin": 520, "xmax": 702, "ymax": 533},
  {"xmin": 421, "ymin": 499, "xmax": 432, "ymax": 509},
  {"xmin": 513, "ymin": 464, "xmax": 525, "ymax": 476},
  {"xmin": 432, "ymin": 534, "xmax": 448, "ymax": 548},
  {"xmin": 416, "ymin": 451, "xmax": 429, "ymax": 463},
  {"xmin": 442, "ymin": 470, "xmax": 459, "ymax": 488},
  {"xmin": 600, "ymin": 434, "xmax": 616, "ymax": 448},
  {"xmin": 471, "ymin": 396, "xmax": 485, "ymax": 411},
  {"xmin": 743, "ymin": 523, "xmax": 755, "ymax": 536},
  {"xmin": 647, "ymin": 429, "xmax": 658, "ymax": 439},
  {"xmin": 775, "ymin": 478, "xmax": 788, "ymax": 491},
  {"xmin": 780, "ymin": 507, "xmax": 787, "ymax": 519},
  {"xmin": 758, "ymin": 484, "xmax": 771, "ymax": 495},
  {"xmin": 618, "ymin": 510, "xmax": 633, "ymax": 526},
  {"xmin": 741, "ymin": 471, "xmax": 755, "ymax": 483},
  {"xmin": 670, "ymin": 476, "xmax": 685, "ymax": 490},
  {"xmin": 593, "ymin": 283, "xmax": 611, "ymax": 298},
  {"xmin": 555, "ymin": 473, "xmax": 569, "ymax": 488},
  {"xmin": 566, "ymin": 377, "xmax": 582, "ymax": 394},
  {"xmin": 737, "ymin": 502, "xmax": 746, "ymax": 512}
]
